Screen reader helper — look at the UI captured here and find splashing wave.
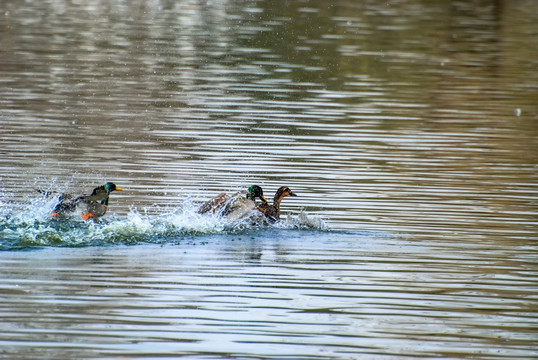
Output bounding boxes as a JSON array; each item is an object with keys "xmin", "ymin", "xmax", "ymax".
[{"xmin": 0, "ymin": 194, "xmax": 328, "ymax": 250}]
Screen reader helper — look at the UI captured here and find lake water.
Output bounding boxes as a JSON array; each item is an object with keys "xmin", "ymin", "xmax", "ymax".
[{"xmin": 1, "ymin": 0, "xmax": 537, "ymax": 358}]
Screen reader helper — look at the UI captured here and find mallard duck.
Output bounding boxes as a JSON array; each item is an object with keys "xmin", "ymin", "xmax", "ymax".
[
  {"xmin": 76, "ymin": 182, "xmax": 123, "ymax": 206},
  {"xmin": 198, "ymin": 185, "xmax": 268, "ymax": 221},
  {"xmin": 38, "ymin": 182, "xmax": 123, "ymax": 219},
  {"xmin": 257, "ymin": 186, "xmax": 297, "ymax": 222}
]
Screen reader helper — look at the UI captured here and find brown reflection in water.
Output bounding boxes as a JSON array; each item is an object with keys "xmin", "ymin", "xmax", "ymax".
[{"xmin": 0, "ymin": 0, "xmax": 536, "ymax": 236}]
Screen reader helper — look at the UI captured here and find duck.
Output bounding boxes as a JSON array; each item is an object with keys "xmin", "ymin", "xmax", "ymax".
[
  {"xmin": 38, "ymin": 182, "xmax": 123, "ymax": 220},
  {"xmin": 197, "ymin": 185, "xmax": 268, "ymax": 221},
  {"xmin": 257, "ymin": 186, "xmax": 297, "ymax": 222},
  {"xmin": 75, "ymin": 182, "xmax": 123, "ymax": 207}
]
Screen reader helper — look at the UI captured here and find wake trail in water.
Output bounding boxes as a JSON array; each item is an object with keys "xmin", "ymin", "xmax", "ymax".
[{"xmin": 0, "ymin": 192, "xmax": 328, "ymax": 250}]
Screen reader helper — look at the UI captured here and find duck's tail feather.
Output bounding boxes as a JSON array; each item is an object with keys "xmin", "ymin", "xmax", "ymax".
[{"xmin": 35, "ymin": 188, "xmax": 58, "ymax": 198}]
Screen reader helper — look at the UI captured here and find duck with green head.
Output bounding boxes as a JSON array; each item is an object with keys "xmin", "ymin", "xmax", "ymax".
[
  {"xmin": 257, "ymin": 186, "xmax": 297, "ymax": 222},
  {"xmin": 198, "ymin": 185, "xmax": 268, "ymax": 221},
  {"xmin": 39, "ymin": 182, "xmax": 124, "ymax": 220}
]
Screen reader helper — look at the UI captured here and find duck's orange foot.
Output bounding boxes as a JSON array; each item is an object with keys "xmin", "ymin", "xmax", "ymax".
[
  {"xmin": 82, "ymin": 213, "xmax": 94, "ymax": 220},
  {"xmin": 51, "ymin": 212, "xmax": 58, "ymax": 217}
]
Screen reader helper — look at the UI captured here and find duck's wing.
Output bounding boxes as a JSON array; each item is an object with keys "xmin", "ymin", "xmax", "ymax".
[
  {"xmin": 224, "ymin": 198, "xmax": 257, "ymax": 221},
  {"xmin": 52, "ymin": 200, "xmax": 77, "ymax": 216},
  {"xmin": 51, "ymin": 195, "xmax": 85, "ymax": 217},
  {"xmin": 257, "ymin": 204, "xmax": 279, "ymax": 222},
  {"xmin": 36, "ymin": 189, "xmax": 74, "ymax": 202},
  {"xmin": 35, "ymin": 189, "xmax": 59, "ymax": 198},
  {"xmin": 78, "ymin": 185, "xmax": 109, "ymax": 203},
  {"xmin": 35, "ymin": 189, "xmax": 78, "ymax": 217},
  {"xmin": 197, "ymin": 192, "xmax": 229, "ymax": 214},
  {"xmin": 220, "ymin": 190, "xmax": 249, "ymax": 213}
]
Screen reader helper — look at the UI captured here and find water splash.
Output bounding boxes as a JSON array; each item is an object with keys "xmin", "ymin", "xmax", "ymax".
[{"xmin": 0, "ymin": 193, "xmax": 328, "ymax": 250}]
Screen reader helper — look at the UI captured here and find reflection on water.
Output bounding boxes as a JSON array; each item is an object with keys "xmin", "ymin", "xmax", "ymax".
[
  {"xmin": 0, "ymin": 0, "xmax": 537, "ymax": 358},
  {"xmin": 0, "ymin": 0, "xmax": 535, "ymax": 238}
]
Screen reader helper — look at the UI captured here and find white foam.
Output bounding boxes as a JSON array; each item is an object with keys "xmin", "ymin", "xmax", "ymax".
[{"xmin": 0, "ymin": 193, "xmax": 328, "ymax": 249}]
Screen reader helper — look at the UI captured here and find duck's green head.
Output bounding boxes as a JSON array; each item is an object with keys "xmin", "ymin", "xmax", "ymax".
[
  {"xmin": 247, "ymin": 185, "xmax": 268, "ymax": 203},
  {"xmin": 105, "ymin": 182, "xmax": 124, "ymax": 193}
]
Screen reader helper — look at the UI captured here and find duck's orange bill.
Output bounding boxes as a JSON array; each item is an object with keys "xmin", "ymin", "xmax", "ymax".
[
  {"xmin": 82, "ymin": 213, "xmax": 94, "ymax": 220},
  {"xmin": 116, "ymin": 187, "xmax": 124, "ymax": 191},
  {"xmin": 260, "ymin": 195, "xmax": 268, "ymax": 203}
]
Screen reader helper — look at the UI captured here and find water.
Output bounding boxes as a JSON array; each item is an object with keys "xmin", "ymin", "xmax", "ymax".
[
  {"xmin": 2, "ymin": 234, "xmax": 534, "ymax": 359},
  {"xmin": 1, "ymin": 0, "xmax": 537, "ymax": 358}
]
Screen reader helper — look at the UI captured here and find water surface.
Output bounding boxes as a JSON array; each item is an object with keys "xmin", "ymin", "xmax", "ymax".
[{"xmin": 0, "ymin": 0, "xmax": 537, "ymax": 358}]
